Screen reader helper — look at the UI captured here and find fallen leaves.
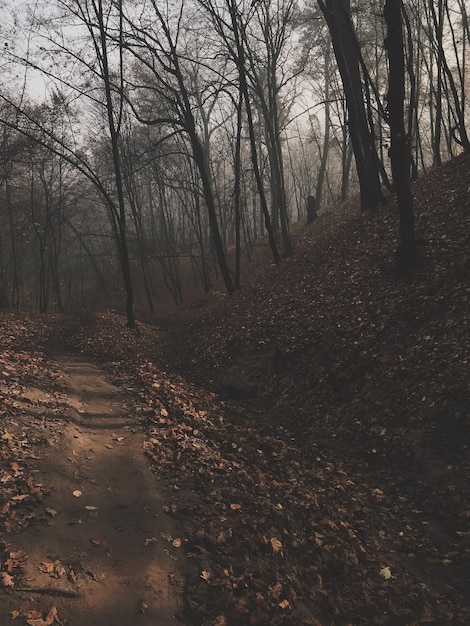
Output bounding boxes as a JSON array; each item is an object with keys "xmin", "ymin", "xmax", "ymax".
[
  {"xmin": 24, "ymin": 606, "xmax": 61, "ymax": 626},
  {"xmin": 157, "ymin": 532, "xmax": 182, "ymax": 548},
  {"xmin": 39, "ymin": 561, "xmax": 55, "ymax": 574},
  {"xmin": 0, "ymin": 543, "xmax": 29, "ymax": 591},
  {"xmin": 26, "ymin": 476, "xmax": 42, "ymax": 495},
  {"xmin": 87, "ymin": 570, "xmax": 106, "ymax": 582},
  {"xmin": 2, "ymin": 152, "xmax": 470, "ymax": 626},
  {"xmin": 0, "ymin": 317, "xmax": 66, "ymax": 537},
  {"xmin": 379, "ymin": 566, "xmax": 393, "ymax": 580},
  {"xmin": 90, "ymin": 538, "xmax": 105, "ymax": 547},
  {"xmin": 39, "ymin": 560, "xmax": 66, "ymax": 578},
  {"xmin": 0, "ymin": 502, "xmax": 11, "ymax": 516},
  {"xmin": 0, "ymin": 571, "xmax": 14, "ymax": 587},
  {"xmin": 144, "ymin": 537, "xmax": 158, "ymax": 546},
  {"xmin": 137, "ymin": 154, "xmax": 470, "ymax": 624},
  {"xmin": 270, "ymin": 538, "xmax": 283, "ymax": 554},
  {"xmin": 11, "ymin": 494, "xmax": 29, "ymax": 502}
]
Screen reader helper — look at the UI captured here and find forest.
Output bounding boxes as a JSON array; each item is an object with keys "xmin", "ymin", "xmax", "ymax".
[
  {"xmin": 0, "ymin": 1, "xmax": 469, "ymax": 625},
  {"xmin": 0, "ymin": 0, "xmax": 468, "ymax": 323}
]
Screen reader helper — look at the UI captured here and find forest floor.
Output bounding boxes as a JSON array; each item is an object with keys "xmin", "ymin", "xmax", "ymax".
[
  {"xmin": 1, "ymin": 153, "xmax": 470, "ymax": 625},
  {"xmin": 0, "ymin": 326, "xmax": 184, "ymax": 626}
]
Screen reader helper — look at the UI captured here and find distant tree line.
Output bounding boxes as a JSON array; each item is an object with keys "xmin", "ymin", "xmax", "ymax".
[{"xmin": 0, "ymin": 0, "xmax": 467, "ymax": 325}]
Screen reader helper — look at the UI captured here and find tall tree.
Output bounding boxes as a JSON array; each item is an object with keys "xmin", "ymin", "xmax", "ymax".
[
  {"xmin": 197, "ymin": 0, "xmax": 281, "ymax": 263},
  {"xmin": 243, "ymin": 0, "xmax": 296, "ymax": 255},
  {"xmin": 384, "ymin": 0, "xmax": 418, "ymax": 275},
  {"xmin": 317, "ymin": 0, "xmax": 383, "ymax": 210},
  {"xmin": 2, "ymin": 0, "xmax": 137, "ymax": 326},
  {"xmin": 76, "ymin": 0, "xmax": 136, "ymax": 327},
  {"xmin": 120, "ymin": 0, "xmax": 237, "ymax": 296}
]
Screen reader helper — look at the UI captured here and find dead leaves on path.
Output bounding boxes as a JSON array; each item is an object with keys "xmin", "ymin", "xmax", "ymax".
[
  {"xmin": 0, "ymin": 307, "xmax": 463, "ymax": 624},
  {"xmin": 1, "ymin": 538, "xmax": 104, "ymax": 608},
  {"xmin": 39, "ymin": 561, "xmax": 66, "ymax": 578},
  {"xmin": 12, "ymin": 606, "xmax": 61, "ymax": 625},
  {"xmin": 1, "ymin": 571, "xmax": 15, "ymax": 587},
  {"xmin": 1, "ymin": 450, "xmax": 47, "ymax": 533},
  {"xmin": 0, "ymin": 428, "xmax": 51, "ymax": 534},
  {"xmin": 2, "ymin": 171, "xmax": 469, "ymax": 626},
  {"xmin": 0, "ymin": 315, "xmax": 69, "ymax": 599},
  {"xmin": 0, "ymin": 316, "xmax": 71, "ymax": 539},
  {"xmin": 0, "ymin": 541, "xmax": 28, "ymax": 588},
  {"xmin": 1, "ymin": 543, "xmax": 71, "ymax": 591}
]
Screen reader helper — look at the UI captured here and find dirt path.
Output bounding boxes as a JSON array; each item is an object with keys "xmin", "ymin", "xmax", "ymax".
[{"xmin": 1, "ymin": 356, "xmax": 185, "ymax": 626}]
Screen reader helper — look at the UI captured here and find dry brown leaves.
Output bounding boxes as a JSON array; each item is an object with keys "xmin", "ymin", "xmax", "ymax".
[
  {"xmin": 137, "ymin": 154, "xmax": 469, "ymax": 623},
  {"xmin": 0, "ymin": 316, "xmax": 67, "ymax": 579},
  {"xmin": 1, "ymin": 154, "xmax": 469, "ymax": 624}
]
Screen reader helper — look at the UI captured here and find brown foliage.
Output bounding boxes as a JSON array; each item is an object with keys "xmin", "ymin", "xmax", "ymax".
[{"xmin": 1, "ymin": 154, "xmax": 469, "ymax": 624}]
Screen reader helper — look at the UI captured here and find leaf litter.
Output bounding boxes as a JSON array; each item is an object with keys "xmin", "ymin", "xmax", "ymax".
[{"xmin": 1, "ymin": 154, "xmax": 469, "ymax": 624}]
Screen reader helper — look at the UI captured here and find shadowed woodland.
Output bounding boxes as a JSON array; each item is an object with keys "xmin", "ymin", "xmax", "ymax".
[
  {"xmin": 1, "ymin": 151, "xmax": 469, "ymax": 625},
  {"xmin": 0, "ymin": 0, "xmax": 469, "ymax": 625},
  {"xmin": 0, "ymin": 0, "xmax": 468, "ymax": 319}
]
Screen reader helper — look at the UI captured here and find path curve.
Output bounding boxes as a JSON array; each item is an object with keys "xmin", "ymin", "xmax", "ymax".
[{"xmin": 1, "ymin": 356, "xmax": 184, "ymax": 626}]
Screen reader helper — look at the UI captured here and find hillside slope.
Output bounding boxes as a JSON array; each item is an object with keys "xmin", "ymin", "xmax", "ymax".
[
  {"xmin": 2, "ymin": 155, "xmax": 468, "ymax": 626},
  {"xmin": 168, "ymin": 154, "xmax": 469, "ymax": 445},
  {"xmin": 160, "ymin": 153, "xmax": 470, "ymax": 621}
]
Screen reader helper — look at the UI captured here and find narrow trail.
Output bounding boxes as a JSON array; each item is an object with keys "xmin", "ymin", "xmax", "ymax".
[{"xmin": 1, "ymin": 355, "xmax": 185, "ymax": 626}]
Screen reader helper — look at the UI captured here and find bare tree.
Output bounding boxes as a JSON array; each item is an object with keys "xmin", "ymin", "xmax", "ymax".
[
  {"xmin": 317, "ymin": 0, "xmax": 384, "ymax": 210},
  {"xmin": 2, "ymin": 0, "xmax": 137, "ymax": 325},
  {"xmin": 384, "ymin": 0, "xmax": 418, "ymax": 275},
  {"xmin": 120, "ymin": 0, "xmax": 237, "ymax": 295}
]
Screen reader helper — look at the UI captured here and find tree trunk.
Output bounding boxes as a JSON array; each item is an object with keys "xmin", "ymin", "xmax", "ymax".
[
  {"xmin": 5, "ymin": 175, "xmax": 19, "ymax": 311},
  {"xmin": 226, "ymin": 0, "xmax": 281, "ymax": 265},
  {"xmin": 318, "ymin": 0, "xmax": 383, "ymax": 210},
  {"xmin": 316, "ymin": 44, "xmax": 331, "ymax": 210},
  {"xmin": 95, "ymin": 0, "xmax": 135, "ymax": 327},
  {"xmin": 234, "ymin": 92, "xmax": 243, "ymax": 290},
  {"xmin": 384, "ymin": 0, "xmax": 418, "ymax": 275}
]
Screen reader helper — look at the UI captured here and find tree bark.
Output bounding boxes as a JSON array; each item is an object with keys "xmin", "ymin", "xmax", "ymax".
[
  {"xmin": 318, "ymin": 0, "xmax": 383, "ymax": 210},
  {"xmin": 384, "ymin": 0, "xmax": 418, "ymax": 275},
  {"xmin": 95, "ymin": 0, "xmax": 135, "ymax": 328},
  {"xmin": 227, "ymin": 0, "xmax": 281, "ymax": 264}
]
